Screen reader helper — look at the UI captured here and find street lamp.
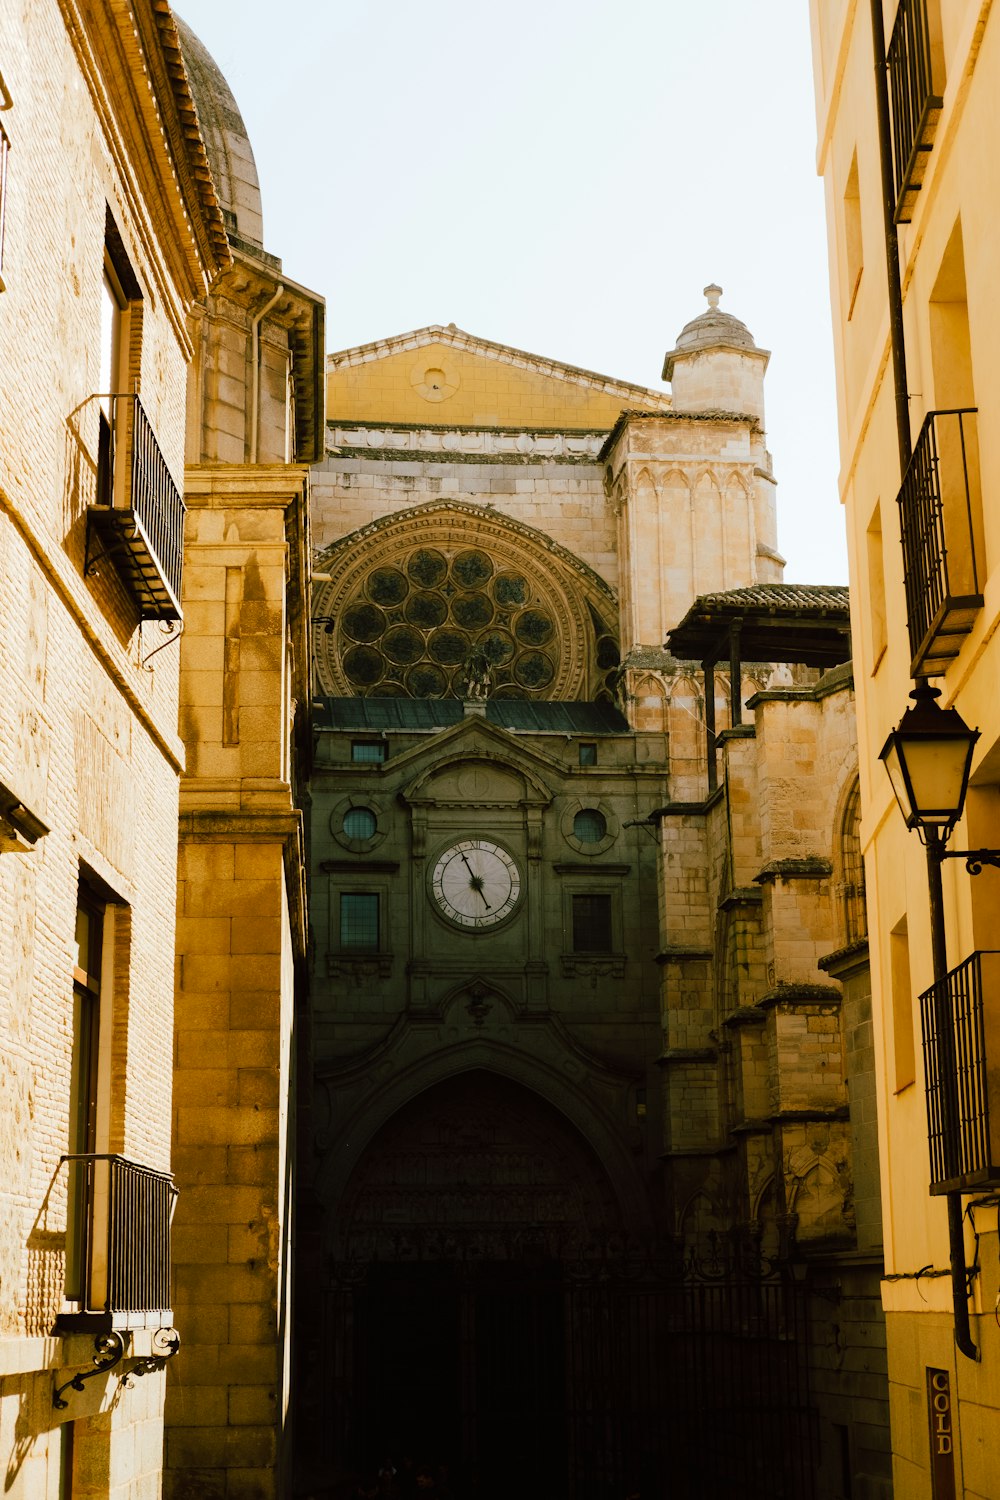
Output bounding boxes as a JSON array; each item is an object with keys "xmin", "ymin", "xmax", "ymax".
[
  {"xmin": 880, "ymin": 684, "xmax": 993, "ymax": 1362},
  {"xmin": 879, "ymin": 685, "xmax": 979, "ymax": 840}
]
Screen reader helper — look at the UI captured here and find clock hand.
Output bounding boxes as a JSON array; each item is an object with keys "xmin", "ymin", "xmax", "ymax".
[{"xmin": 459, "ymin": 851, "xmax": 491, "ymax": 909}]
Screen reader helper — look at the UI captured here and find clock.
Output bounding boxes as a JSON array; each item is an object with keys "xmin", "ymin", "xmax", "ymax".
[{"xmin": 430, "ymin": 839, "xmax": 522, "ymax": 929}]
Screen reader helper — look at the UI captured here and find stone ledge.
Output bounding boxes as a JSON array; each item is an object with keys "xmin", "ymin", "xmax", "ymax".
[
  {"xmin": 655, "ymin": 1047, "xmax": 717, "ymax": 1065},
  {"xmin": 655, "ymin": 946, "xmax": 713, "ymax": 965},
  {"xmin": 756, "ymin": 981, "xmax": 842, "ymax": 1010},
  {"xmin": 718, "ymin": 886, "xmax": 763, "ymax": 912},
  {"xmin": 722, "ymin": 1005, "xmax": 767, "ymax": 1029},
  {"xmin": 754, "ymin": 857, "xmax": 833, "ymax": 885},
  {"xmin": 818, "ymin": 938, "xmax": 870, "ymax": 979}
]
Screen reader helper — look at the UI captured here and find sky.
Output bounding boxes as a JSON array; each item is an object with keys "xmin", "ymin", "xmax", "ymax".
[{"xmin": 176, "ymin": 0, "xmax": 848, "ymax": 584}]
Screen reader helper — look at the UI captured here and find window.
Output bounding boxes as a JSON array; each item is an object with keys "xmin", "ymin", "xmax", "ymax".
[
  {"xmin": 840, "ymin": 780, "xmax": 867, "ymax": 945},
  {"xmin": 340, "ymin": 892, "xmax": 379, "ymax": 950},
  {"xmin": 343, "ymin": 807, "xmax": 377, "ymax": 840},
  {"xmin": 572, "ymin": 894, "xmax": 612, "ymax": 953},
  {"xmin": 866, "ymin": 503, "xmax": 887, "ymax": 669},
  {"xmin": 67, "ymin": 892, "xmax": 105, "ymax": 1302},
  {"xmin": 352, "ymin": 740, "xmax": 386, "ymax": 764},
  {"xmin": 579, "ymin": 743, "xmax": 597, "ymax": 767},
  {"xmin": 890, "ymin": 915, "xmax": 915, "ymax": 1092},
  {"xmin": 573, "ymin": 809, "xmax": 607, "ymax": 844}
]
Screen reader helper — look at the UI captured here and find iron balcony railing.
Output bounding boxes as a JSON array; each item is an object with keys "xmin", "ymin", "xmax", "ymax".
[
  {"xmin": 920, "ymin": 951, "xmax": 1000, "ymax": 1195},
  {"xmin": 61, "ymin": 1154, "xmax": 177, "ymax": 1327},
  {"xmin": 897, "ymin": 408, "xmax": 982, "ymax": 676},
  {"xmin": 87, "ymin": 392, "xmax": 185, "ymax": 621},
  {"xmin": 887, "ymin": 0, "xmax": 944, "ymax": 222}
]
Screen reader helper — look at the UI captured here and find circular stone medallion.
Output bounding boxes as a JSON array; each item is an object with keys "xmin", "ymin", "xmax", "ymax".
[
  {"xmin": 342, "ymin": 602, "xmax": 387, "ymax": 643},
  {"xmin": 452, "ymin": 550, "xmax": 494, "ymax": 589},
  {"xmin": 407, "ymin": 548, "xmax": 448, "ymax": 588},
  {"xmin": 405, "ymin": 591, "xmax": 448, "ymax": 629},
  {"xmin": 514, "ymin": 651, "xmax": 555, "ymax": 689},
  {"xmin": 383, "ymin": 625, "xmax": 424, "ymax": 666},
  {"xmin": 367, "ymin": 566, "xmax": 409, "ymax": 606},
  {"xmin": 514, "ymin": 608, "xmax": 554, "ymax": 645},
  {"xmin": 452, "ymin": 592, "xmax": 494, "ymax": 630}
]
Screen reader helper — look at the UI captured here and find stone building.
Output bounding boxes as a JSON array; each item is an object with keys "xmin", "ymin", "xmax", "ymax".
[
  {"xmin": 0, "ymin": 1, "xmax": 227, "ymax": 1495},
  {"xmin": 0, "ymin": 4, "xmax": 323, "ymax": 1497},
  {"xmin": 302, "ymin": 301, "xmax": 889, "ymax": 1497},
  {"xmin": 166, "ymin": 21, "xmax": 324, "ymax": 1500},
  {"xmin": 810, "ymin": 2, "xmax": 1000, "ymax": 1496}
]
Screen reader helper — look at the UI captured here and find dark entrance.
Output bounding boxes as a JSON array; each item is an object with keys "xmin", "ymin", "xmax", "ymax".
[
  {"xmin": 349, "ymin": 1260, "xmax": 566, "ymax": 1500},
  {"xmin": 314, "ymin": 1074, "xmax": 816, "ymax": 1500}
]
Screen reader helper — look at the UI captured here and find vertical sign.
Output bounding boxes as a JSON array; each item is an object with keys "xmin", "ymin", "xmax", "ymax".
[{"xmin": 926, "ymin": 1368, "xmax": 956, "ymax": 1499}]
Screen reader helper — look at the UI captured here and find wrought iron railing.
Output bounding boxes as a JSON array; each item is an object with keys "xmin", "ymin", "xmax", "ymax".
[
  {"xmin": 887, "ymin": 0, "xmax": 944, "ymax": 221},
  {"xmin": 920, "ymin": 951, "xmax": 1000, "ymax": 1194},
  {"xmin": 88, "ymin": 392, "xmax": 185, "ymax": 620},
  {"xmin": 897, "ymin": 408, "xmax": 982, "ymax": 676},
  {"xmin": 63, "ymin": 1154, "xmax": 177, "ymax": 1319}
]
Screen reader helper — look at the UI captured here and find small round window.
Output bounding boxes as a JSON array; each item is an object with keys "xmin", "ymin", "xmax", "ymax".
[
  {"xmin": 573, "ymin": 809, "xmax": 607, "ymax": 844},
  {"xmin": 342, "ymin": 807, "xmax": 377, "ymax": 841}
]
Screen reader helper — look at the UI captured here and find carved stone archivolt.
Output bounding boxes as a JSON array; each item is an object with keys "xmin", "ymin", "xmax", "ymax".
[
  {"xmin": 313, "ymin": 502, "xmax": 619, "ymax": 701},
  {"xmin": 334, "ymin": 1070, "xmax": 623, "ymax": 1259}
]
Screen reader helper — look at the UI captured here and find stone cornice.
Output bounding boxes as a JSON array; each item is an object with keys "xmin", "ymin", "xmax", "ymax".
[
  {"xmin": 754, "ymin": 857, "xmax": 834, "ymax": 885},
  {"xmin": 599, "ymin": 407, "xmax": 763, "ymax": 463},
  {"xmin": 59, "ymin": 0, "xmax": 229, "ymax": 346}
]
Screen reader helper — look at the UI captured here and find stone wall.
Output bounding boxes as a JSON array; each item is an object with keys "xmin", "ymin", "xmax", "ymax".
[{"xmin": 0, "ymin": 0, "xmax": 208, "ymax": 1492}]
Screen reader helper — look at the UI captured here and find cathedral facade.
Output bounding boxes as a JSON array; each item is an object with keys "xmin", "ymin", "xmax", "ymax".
[{"xmin": 300, "ymin": 307, "xmax": 889, "ymax": 1497}]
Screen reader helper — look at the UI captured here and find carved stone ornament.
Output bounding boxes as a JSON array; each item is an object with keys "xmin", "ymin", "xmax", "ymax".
[
  {"xmin": 560, "ymin": 955, "xmax": 626, "ymax": 988},
  {"xmin": 326, "ymin": 954, "xmax": 393, "ymax": 983}
]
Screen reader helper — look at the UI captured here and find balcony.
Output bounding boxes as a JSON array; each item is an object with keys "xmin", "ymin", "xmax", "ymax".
[
  {"xmin": 897, "ymin": 408, "xmax": 983, "ymax": 677},
  {"xmin": 920, "ymin": 951, "xmax": 1000, "ymax": 1195},
  {"xmin": 59, "ymin": 1154, "xmax": 177, "ymax": 1330},
  {"xmin": 86, "ymin": 393, "xmax": 185, "ymax": 621},
  {"xmin": 887, "ymin": 0, "xmax": 944, "ymax": 222}
]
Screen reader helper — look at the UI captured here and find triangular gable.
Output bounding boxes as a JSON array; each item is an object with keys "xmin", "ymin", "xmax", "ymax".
[{"xmin": 327, "ymin": 323, "xmax": 671, "ymax": 432}]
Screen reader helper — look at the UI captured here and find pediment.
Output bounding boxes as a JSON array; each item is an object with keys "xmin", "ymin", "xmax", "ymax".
[
  {"xmin": 394, "ymin": 718, "xmax": 557, "ymax": 806},
  {"xmin": 327, "ymin": 324, "xmax": 671, "ymax": 432}
]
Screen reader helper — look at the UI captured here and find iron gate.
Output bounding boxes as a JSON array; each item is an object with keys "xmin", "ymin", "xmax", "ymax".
[{"xmin": 321, "ymin": 1241, "xmax": 816, "ymax": 1500}]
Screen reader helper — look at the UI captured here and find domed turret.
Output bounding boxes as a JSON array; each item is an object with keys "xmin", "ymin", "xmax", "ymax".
[
  {"xmin": 175, "ymin": 17, "xmax": 264, "ymax": 249},
  {"xmin": 662, "ymin": 285, "xmax": 770, "ymax": 422}
]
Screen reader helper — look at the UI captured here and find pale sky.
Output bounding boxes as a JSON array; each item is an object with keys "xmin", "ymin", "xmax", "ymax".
[{"xmin": 176, "ymin": 0, "xmax": 848, "ymax": 584}]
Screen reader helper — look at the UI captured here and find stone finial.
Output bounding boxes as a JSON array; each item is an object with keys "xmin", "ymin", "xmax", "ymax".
[{"xmin": 704, "ymin": 283, "xmax": 723, "ymax": 310}]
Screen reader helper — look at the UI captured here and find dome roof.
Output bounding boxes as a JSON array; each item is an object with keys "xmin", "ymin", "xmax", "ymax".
[
  {"xmin": 674, "ymin": 284, "xmax": 757, "ymax": 354},
  {"xmin": 662, "ymin": 284, "xmax": 769, "ymax": 383},
  {"xmin": 175, "ymin": 16, "xmax": 263, "ymax": 249}
]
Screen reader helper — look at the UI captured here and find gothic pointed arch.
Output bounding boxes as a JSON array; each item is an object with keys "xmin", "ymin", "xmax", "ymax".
[
  {"xmin": 315, "ymin": 1040, "xmax": 653, "ymax": 1235},
  {"xmin": 313, "ymin": 501, "xmax": 620, "ymax": 701}
]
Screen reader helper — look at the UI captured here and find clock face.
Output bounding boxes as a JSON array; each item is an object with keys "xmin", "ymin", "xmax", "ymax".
[{"xmin": 431, "ymin": 839, "xmax": 522, "ymax": 929}]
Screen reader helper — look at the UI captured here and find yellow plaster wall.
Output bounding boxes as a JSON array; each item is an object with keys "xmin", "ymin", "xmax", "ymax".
[{"xmin": 328, "ymin": 342, "xmax": 666, "ymax": 429}]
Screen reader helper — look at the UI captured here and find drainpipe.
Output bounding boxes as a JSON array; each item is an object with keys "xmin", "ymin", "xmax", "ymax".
[
  {"xmin": 869, "ymin": 0, "xmax": 912, "ymax": 478},
  {"xmin": 250, "ymin": 281, "xmax": 284, "ymax": 463}
]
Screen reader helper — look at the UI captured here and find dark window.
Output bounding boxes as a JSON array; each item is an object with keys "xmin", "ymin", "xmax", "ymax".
[
  {"xmin": 343, "ymin": 807, "xmax": 377, "ymax": 840},
  {"xmin": 573, "ymin": 809, "xmax": 606, "ymax": 844},
  {"xmin": 341, "ymin": 892, "xmax": 379, "ymax": 950},
  {"xmin": 579, "ymin": 743, "xmax": 597, "ymax": 767},
  {"xmin": 351, "ymin": 741, "xmax": 386, "ymax": 764},
  {"xmin": 840, "ymin": 780, "xmax": 867, "ymax": 944},
  {"xmin": 572, "ymin": 894, "xmax": 612, "ymax": 953},
  {"xmin": 67, "ymin": 892, "xmax": 104, "ymax": 1302}
]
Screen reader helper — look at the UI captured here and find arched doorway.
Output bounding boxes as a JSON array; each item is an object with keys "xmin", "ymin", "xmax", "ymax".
[{"xmin": 323, "ymin": 1070, "xmax": 626, "ymax": 1499}]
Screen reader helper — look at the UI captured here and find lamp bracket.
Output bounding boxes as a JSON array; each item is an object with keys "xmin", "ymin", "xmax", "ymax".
[{"xmin": 939, "ymin": 849, "xmax": 1000, "ymax": 876}]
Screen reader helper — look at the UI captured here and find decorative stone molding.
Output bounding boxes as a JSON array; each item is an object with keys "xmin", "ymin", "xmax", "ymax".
[
  {"xmin": 326, "ymin": 954, "xmax": 393, "ymax": 982},
  {"xmin": 560, "ymin": 955, "xmax": 626, "ymax": 987}
]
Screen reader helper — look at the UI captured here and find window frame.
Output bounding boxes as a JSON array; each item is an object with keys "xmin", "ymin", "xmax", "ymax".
[
  {"xmin": 338, "ymin": 890, "xmax": 381, "ymax": 953},
  {"xmin": 351, "ymin": 740, "xmax": 387, "ymax": 765}
]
